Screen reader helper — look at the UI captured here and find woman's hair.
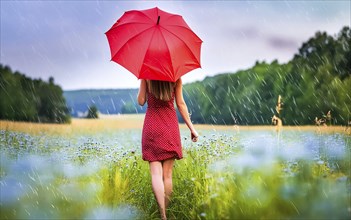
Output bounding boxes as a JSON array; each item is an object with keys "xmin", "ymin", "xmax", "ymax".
[{"xmin": 147, "ymin": 80, "xmax": 176, "ymax": 101}]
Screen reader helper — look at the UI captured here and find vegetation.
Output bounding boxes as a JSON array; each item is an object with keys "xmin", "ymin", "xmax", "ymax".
[
  {"xmin": 86, "ymin": 105, "xmax": 99, "ymax": 119},
  {"xmin": 64, "ymin": 89, "xmax": 146, "ymax": 117},
  {"xmin": 0, "ymin": 65, "xmax": 70, "ymax": 123},
  {"xmin": 182, "ymin": 26, "xmax": 351, "ymax": 125},
  {"xmin": 0, "ymin": 120, "xmax": 350, "ymax": 219},
  {"xmin": 121, "ymin": 101, "xmax": 138, "ymax": 114}
]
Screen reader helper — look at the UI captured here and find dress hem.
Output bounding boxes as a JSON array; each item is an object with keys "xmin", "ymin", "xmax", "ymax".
[{"xmin": 142, "ymin": 156, "xmax": 183, "ymax": 162}]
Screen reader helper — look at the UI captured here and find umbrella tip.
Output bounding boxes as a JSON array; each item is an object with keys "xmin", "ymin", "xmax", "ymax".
[{"xmin": 157, "ymin": 16, "xmax": 160, "ymax": 25}]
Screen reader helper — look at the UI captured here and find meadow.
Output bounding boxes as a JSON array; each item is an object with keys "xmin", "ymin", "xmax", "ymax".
[{"xmin": 0, "ymin": 115, "xmax": 350, "ymax": 219}]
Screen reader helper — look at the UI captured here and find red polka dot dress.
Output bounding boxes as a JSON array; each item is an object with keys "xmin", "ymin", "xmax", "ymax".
[{"xmin": 142, "ymin": 91, "xmax": 182, "ymax": 162}]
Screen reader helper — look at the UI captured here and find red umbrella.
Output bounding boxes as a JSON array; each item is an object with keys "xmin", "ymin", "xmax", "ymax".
[{"xmin": 105, "ymin": 7, "xmax": 202, "ymax": 82}]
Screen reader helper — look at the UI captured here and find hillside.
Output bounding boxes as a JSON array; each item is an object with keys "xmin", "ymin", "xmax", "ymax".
[
  {"xmin": 63, "ymin": 89, "xmax": 146, "ymax": 117},
  {"xmin": 182, "ymin": 26, "xmax": 351, "ymax": 125}
]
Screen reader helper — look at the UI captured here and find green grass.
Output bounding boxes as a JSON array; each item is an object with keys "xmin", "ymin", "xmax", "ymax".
[{"xmin": 0, "ymin": 130, "xmax": 350, "ymax": 219}]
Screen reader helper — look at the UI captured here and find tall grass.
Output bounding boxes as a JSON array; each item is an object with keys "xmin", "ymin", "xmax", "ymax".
[
  {"xmin": 97, "ymin": 134, "xmax": 350, "ymax": 219},
  {"xmin": 1, "ymin": 122, "xmax": 350, "ymax": 219}
]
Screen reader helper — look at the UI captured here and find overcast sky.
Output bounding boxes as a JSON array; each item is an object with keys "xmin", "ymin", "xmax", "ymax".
[{"xmin": 1, "ymin": 1, "xmax": 350, "ymax": 90}]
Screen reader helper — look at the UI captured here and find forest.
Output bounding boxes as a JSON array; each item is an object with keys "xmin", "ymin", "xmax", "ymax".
[
  {"xmin": 0, "ymin": 65, "xmax": 70, "ymax": 123},
  {"xmin": 182, "ymin": 26, "xmax": 351, "ymax": 125},
  {"xmin": 1, "ymin": 26, "xmax": 350, "ymax": 125}
]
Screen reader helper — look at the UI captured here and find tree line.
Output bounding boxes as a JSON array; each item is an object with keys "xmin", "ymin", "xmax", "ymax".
[
  {"xmin": 0, "ymin": 65, "xmax": 70, "ymax": 123},
  {"xmin": 182, "ymin": 26, "xmax": 351, "ymax": 125},
  {"xmin": 63, "ymin": 89, "xmax": 146, "ymax": 117}
]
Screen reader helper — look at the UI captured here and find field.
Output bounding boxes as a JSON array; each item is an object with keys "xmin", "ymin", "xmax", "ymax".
[{"xmin": 1, "ymin": 115, "xmax": 350, "ymax": 219}]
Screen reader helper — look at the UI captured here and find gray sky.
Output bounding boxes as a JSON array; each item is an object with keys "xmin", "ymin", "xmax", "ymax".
[{"xmin": 1, "ymin": 0, "xmax": 350, "ymax": 90}]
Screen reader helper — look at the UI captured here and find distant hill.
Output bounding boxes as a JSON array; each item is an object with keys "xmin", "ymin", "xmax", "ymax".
[{"xmin": 63, "ymin": 89, "xmax": 146, "ymax": 117}]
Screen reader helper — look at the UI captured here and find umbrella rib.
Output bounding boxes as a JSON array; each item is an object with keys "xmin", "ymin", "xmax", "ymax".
[
  {"xmin": 131, "ymin": 10, "xmax": 156, "ymax": 23},
  {"xmin": 157, "ymin": 28, "xmax": 176, "ymax": 81},
  {"xmin": 106, "ymin": 10, "xmax": 158, "ymax": 33},
  {"xmin": 156, "ymin": 14, "xmax": 178, "ymax": 25},
  {"xmin": 139, "ymin": 27, "xmax": 172, "ymax": 80},
  {"xmin": 110, "ymin": 26, "xmax": 155, "ymax": 60},
  {"xmin": 160, "ymin": 26, "xmax": 201, "ymax": 65},
  {"xmin": 106, "ymin": 21, "xmax": 151, "ymax": 33},
  {"xmin": 164, "ymin": 24, "xmax": 200, "ymax": 36}
]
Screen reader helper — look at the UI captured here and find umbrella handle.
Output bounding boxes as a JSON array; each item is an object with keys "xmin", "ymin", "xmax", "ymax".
[{"xmin": 157, "ymin": 16, "xmax": 160, "ymax": 25}]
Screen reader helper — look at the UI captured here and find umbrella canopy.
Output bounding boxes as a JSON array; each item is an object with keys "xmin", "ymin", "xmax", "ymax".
[{"xmin": 105, "ymin": 7, "xmax": 202, "ymax": 82}]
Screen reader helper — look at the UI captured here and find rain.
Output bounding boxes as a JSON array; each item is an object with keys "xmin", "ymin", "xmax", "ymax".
[{"xmin": 1, "ymin": 0, "xmax": 351, "ymax": 219}]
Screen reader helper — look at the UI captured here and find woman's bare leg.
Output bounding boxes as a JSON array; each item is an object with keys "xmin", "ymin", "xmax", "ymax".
[
  {"xmin": 149, "ymin": 161, "xmax": 167, "ymax": 220},
  {"xmin": 162, "ymin": 159, "xmax": 175, "ymax": 208}
]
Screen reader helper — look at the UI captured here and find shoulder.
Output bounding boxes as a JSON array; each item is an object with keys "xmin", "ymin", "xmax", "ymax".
[
  {"xmin": 176, "ymin": 78, "xmax": 182, "ymax": 84},
  {"xmin": 175, "ymin": 78, "xmax": 182, "ymax": 89}
]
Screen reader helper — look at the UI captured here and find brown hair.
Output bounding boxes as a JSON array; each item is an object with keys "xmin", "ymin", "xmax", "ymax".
[{"xmin": 147, "ymin": 80, "xmax": 176, "ymax": 101}]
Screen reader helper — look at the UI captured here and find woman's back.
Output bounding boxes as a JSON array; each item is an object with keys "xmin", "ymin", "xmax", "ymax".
[{"xmin": 146, "ymin": 90, "xmax": 175, "ymax": 109}]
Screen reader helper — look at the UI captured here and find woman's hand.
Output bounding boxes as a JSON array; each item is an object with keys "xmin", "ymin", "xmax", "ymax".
[{"xmin": 191, "ymin": 129, "xmax": 199, "ymax": 142}]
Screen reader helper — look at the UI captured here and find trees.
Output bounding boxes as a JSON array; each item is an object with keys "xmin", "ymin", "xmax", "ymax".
[
  {"xmin": 182, "ymin": 26, "xmax": 350, "ymax": 125},
  {"xmin": 121, "ymin": 102, "xmax": 137, "ymax": 114},
  {"xmin": 0, "ymin": 65, "xmax": 71, "ymax": 123},
  {"xmin": 86, "ymin": 105, "xmax": 99, "ymax": 119},
  {"xmin": 285, "ymin": 27, "xmax": 351, "ymax": 125}
]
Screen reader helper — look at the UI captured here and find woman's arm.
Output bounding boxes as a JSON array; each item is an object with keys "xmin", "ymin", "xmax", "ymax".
[
  {"xmin": 175, "ymin": 78, "xmax": 199, "ymax": 142},
  {"xmin": 138, "ymin": 79, "xmax": 147, "ymax": 106}
]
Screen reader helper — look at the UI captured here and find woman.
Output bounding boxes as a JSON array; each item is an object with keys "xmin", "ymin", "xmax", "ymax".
[{"xmin": 138, "ymin": 78, "xmax": 198, "ymax": 220}]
